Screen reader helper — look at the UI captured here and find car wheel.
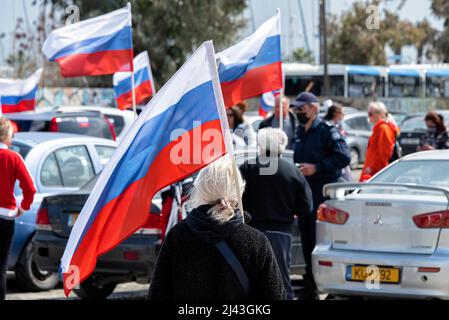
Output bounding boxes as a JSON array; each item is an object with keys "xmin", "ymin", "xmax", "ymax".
[
  {"xmin": 73, "ymin": 277, "xmax": 117, "ymax": 300},
  {"xmin": 349, "ymin": 148, "xmax": 360, "ymax": 170},
  {"xmin": 15, "ymin": 241, "xmax": 59, "ymax": 291}
]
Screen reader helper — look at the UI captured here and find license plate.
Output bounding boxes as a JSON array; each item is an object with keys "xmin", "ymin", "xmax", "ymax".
[
  {"xmin": 67, "ymin": 213, "xmax": 79, "ymax": 227},
  {"xmin": 400, "ymin": 138, "xmax": 420, "ymax": 145},
  {"xmin": 346, "ymin": 265, "xmax": 401, "ymax": 284}
]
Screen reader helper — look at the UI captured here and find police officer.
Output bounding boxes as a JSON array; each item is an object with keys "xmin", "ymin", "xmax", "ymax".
[{"xmin": 291, "ymin": 92, "xmax": 350, "ymax": 299}]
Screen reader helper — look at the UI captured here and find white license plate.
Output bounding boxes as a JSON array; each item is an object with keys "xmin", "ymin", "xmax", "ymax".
[{"xmin": 400, "ymin": 138, "xmax": 420, "ymax": 145}]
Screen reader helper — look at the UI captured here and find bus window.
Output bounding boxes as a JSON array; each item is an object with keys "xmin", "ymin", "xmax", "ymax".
[
  {"xmin": 285, "ymin": 75, "xmax": 344, "ymax": 97},
  {"xmin": 348, "ymin": 74, "xmax": 383, "ymax": 98},
  {"xmin": 426, "ymin": 76, "xmax": 449, "ymax": 98},
  {"xmin": 388, "ymin": 75, "xmax": 420, "ymax": 98}
]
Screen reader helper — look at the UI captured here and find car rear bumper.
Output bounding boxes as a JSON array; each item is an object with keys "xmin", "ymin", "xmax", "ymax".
[
  {"xmin": 33, "ymin": 230, "xmax": 161, "ymax": 282},
  {"xmin": 312, "ymin": 245, "xmax": 449, "ymax": 299}
]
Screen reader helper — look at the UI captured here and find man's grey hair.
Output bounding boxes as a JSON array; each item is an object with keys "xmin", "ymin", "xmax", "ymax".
[
  {"xmin": 0, "ymin": 117, "xmax": 13, "ymax": 143},
  {"xmin": 257, "ymin": 128, "xmax": 288, "ymax": 156}
]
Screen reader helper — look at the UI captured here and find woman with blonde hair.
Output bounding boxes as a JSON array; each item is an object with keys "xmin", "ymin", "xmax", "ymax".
[
  {"xmin": 0, "ymin": 117, "xmax": 36, "ymax": 300},
  {"xmin": 147, "ymin": 157, "xmax": 286, "ymax": 300},
  {"xmin": 360, "ymin": 102, "xmax": 399, "ymax": 182}
]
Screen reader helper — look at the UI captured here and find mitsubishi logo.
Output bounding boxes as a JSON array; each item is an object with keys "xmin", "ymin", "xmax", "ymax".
[{"xmin": 373, "ymin": 214, "xmax": 383, "ymax": 225}]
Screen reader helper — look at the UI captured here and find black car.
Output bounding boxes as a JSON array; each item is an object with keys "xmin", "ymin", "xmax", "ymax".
[
  {"xmin": 399, "ymin": 111, "xmax": 449, "ymax": 156},
  {"xmin": 32, "ymin": 149, "xmax": 306, "ymax": 299},
  {"xmin": 33, "ymin": 177, "xmax": 163, "ymax": 300},
  {"xmin": 5, "ymin": 109, "xmax": 116, "ymax": 141}
]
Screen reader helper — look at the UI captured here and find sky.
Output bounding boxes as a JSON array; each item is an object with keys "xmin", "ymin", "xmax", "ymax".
[{"xmin": 0, "ymin": 0, "xmax": 444, "ymax": 67}]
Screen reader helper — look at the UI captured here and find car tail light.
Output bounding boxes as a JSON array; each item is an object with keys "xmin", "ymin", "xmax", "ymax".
[
  {"xmin": 36, "ymin": 207, "xmax": 52, "ymax": 231},
  {"xmin": 318, "ymin": 260, "xmax": 333, "ymax": 267},
  {"xmin": 417, "ymin": 267, "xmax": 440, "ymax": 273},
  {"xmin": 135, "ymin": 212, "xmax": 162, "ymax": 236},
  {"xmin": 123, "ymin": 250, "xmax": 139, "ymax": 261},
  {"xmin": 317, "ymin": 204, "xmax": 349, "ymax": 225},
  {"xmin": 412, "ymin": 210, "xmax": 449, "ymax": 228},
  {"xmin": 49, "ymin": 118, "xmax": 60, "ymax": 132},
  {"xmin": 103, "ymin": 115, "xmax": 117, "ymax": 141}
]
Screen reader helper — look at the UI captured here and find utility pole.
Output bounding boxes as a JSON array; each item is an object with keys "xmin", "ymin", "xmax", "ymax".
[{"xmin": 319, "ymin": 0, "xmax": 330, "ymax": 96}]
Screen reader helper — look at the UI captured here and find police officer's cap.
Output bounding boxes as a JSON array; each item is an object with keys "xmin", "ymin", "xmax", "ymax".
[{"xmin": 291, "ymin": 92, "xmax": 319, "ymax": 108}]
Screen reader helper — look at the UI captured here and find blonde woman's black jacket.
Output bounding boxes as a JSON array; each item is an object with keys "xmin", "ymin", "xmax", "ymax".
[{"xmin": 147, "ymin": 205, "xmax": 286, "ymax": 300}]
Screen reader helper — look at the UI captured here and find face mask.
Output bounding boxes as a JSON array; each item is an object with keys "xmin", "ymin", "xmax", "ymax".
[
  {"xmin": 297, "ymin": 113, "xmax": 309, "ymax": 125},
  {"xmin": 427, "ymin": 127, "xmax": 437, "ymax": 134}
]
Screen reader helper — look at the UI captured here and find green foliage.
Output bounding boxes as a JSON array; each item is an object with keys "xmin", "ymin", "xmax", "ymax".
[
  {"xmin": 43, "ymin": 0, "xmax": 247, "ymax": 87},
  {"xmin": 291, "ymin": 48, "xmax": 314, "ymax": 63},
  {"xmin": 327, "ymin": 0, "xmax": 436, "ymax": 65}
]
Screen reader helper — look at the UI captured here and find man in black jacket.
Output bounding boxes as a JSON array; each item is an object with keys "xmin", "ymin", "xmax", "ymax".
[
  {"xmin": 292, "ymin": 91, "xmax": 350, "ymax": 299},
  {"xmin": 259, "ymin": 96, "xmax": 298, "ymax": 150},
  {"xmin": 240, "ymin": 128, "xmax": 313, "ymax": 300}
]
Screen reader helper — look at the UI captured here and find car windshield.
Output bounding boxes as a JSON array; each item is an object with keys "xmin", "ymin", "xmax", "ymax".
[{"xmin": 370, "ymin": 160, "xmax": 449, "ymax": 189}]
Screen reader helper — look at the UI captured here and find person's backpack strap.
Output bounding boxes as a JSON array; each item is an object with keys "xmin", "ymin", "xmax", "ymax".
[{"xmin": 215, "ymin": 241, "xmax": 250, "ymax": 296}]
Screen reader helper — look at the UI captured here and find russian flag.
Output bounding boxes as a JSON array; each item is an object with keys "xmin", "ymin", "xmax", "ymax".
[
  {"xmin": 113, "ymin": 51, "xmax": 155, "ymax": 110},
  {"xmin": 259, "ymin": 90, "xmax": 279, "ymax": 118},
  {"xmin": 0, "ymin": 69, "xmax": 42, "ymax": 113},
  {"xmin": 60, "ymin": 41, "xmax": 231, "ymax": 296},
  {"xmin": 217, "ymin": 11, "xmax": 283, "ymax": 107},
  {"xmin": 42, "ymin": 6, "xmax": 133, "ymax": 77}
]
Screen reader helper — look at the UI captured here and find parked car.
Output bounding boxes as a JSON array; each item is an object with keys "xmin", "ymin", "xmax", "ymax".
[
  {"xmin": 399, "ymin": 111, "xmax": 449, "ymax": 156},
  {"xmin": 55, "ymin": 106, "xmax": 135, "ymax": 141},
  {"xmin": 5, "ymin": 109, "xmax": 117, "ymax": 141},
  {"xmin": 313, "ymin": 150, "xmax": 449, "ymax": 299},
  {"xmin": 8, "ymin": 132, "xmax": 117, "ymax": 291},
  {"xmin": 33, "ymin": 148, "xmax": 306, "ymax": 299},
  {"xmin": 340, "ymin": 112, "xmax": 372, "ymax": 170}
]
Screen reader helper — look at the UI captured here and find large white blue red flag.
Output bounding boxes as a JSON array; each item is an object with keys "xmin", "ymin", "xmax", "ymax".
[
  {"xmin": 113, "ymin": 51, "xmax": 155, "ymax": 110},
  {"xmin": 42, "ymin": 6, "xmax": 133, "ymax": 77},
  {"xmin": 60, "ymin": 41, "xmax": 230, "ymax": 296},
  {"xmin": 0, "ymin": 69, "xmax": 42, "ymax": 113},
  {"xmin": 216, "ymin": 11, "xmax": 282, "ymax": 107}
]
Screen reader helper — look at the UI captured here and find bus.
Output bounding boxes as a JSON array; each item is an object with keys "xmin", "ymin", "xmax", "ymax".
[{"xmin": 284, "ymin": 63, "xmax": 449, "ymax": 100}]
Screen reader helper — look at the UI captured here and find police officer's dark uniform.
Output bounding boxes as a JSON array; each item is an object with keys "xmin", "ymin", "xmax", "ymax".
[{"xmin": 291, "ymin": 92, "xmax": 350, "ymax": 299}]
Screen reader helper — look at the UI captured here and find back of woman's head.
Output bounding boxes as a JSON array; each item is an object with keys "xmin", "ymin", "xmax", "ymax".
[
  {"xmin": 0, "ymin": 117, "xmax": 13, "ymax": 144},
  {"xmin": 324, "ymin": 104, "xmax": 343, "ymax": 121},
  {"xmin": 188, "ymin": 157, "xmax": 245, "ymax": 223},
  {"xmin": 425, "ymin": 111, "xmax": 447, "ymax": 133}
]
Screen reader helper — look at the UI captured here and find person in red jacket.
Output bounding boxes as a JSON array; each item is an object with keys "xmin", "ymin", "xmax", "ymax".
[
  {"xmin": 0, "ymin": 117, "xmax": 36, "ymax": 300},
  {"xmin": 360, "ymin": 102, "xmax": 398, "ymax": 182}
]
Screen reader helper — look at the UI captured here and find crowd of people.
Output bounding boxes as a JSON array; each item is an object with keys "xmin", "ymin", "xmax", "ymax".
[
  {"xmin": 2, "ymin": 91, "xmax": 449, "ymax": 300},
  {"xmin": 148, "ymin": 92, "xmax": 449, "ymax": 301}
]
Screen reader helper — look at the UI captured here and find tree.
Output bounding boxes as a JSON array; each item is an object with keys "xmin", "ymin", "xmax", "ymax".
[
  {"xmin": 327, "ymin": 0, "xmax": 436, "ymax": 65},
  {"xmin": 327, "ymin": 1, "xmax": 386, "ymax": 65},
  {"xmin": 431, "ymin": 0, "xmax": 449, "ymax": 62},
  {"xmin": 36, "ymin": 0, "xmax": 247, "ymax": 87},
  {"xmin": 291, "ymin": 48, "xmax": 314, "ymax": 63}
]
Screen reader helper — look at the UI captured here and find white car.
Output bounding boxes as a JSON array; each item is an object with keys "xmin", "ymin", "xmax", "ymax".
[{"xmin": 313, "ymin": 150, "xmax": 449, "ymax": 299}]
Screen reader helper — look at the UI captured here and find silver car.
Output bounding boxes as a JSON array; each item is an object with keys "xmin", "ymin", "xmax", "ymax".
[{"xmin": 313, "ymin": 150, "xmax": 449, "ymax": 299}]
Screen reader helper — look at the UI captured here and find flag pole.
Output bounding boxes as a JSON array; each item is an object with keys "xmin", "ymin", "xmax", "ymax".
[
  {"xmin": 127, "ymin": 2, "xmax": 137, "ymax": 119},
  {"xmin": 277, "ymin": 8, "xmax": 284, "ymax": 131},
  {"xmin": 205, "ymin": 41, "xmax": 245, "ymax": 222}
]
